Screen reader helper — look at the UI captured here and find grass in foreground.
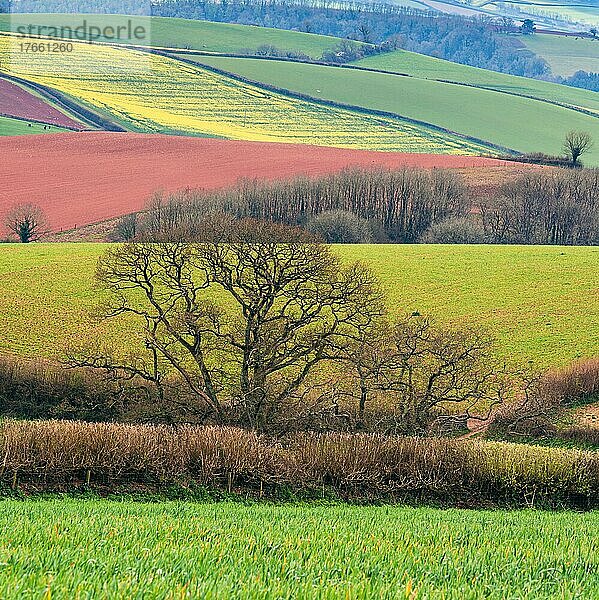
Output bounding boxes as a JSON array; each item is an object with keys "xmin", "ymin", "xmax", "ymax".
[
  {"xmin": 0, "ymin": 499, "xmax": 597, "ymax": 598},
  {"xmin": 0, "ymin": 115, "xmax": 66, "ymax": 135},
  {"xmin": 0, "ymin": 243, "xmax": 597, "ymax": 367},
  {"xmin": 191, "ymin": 54, "xmax": 599, "ymax": 163}
]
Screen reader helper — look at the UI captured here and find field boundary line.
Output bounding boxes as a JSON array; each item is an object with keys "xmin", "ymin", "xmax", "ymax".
[
  {"xmin": 0, "ymin": 72, "xmax": 126, "ymax": 131},
  {"xmin": 152, "ymin": 48, "xmax": 518, "ymax": 156}
]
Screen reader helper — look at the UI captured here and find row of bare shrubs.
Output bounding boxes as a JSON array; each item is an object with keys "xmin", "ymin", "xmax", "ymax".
[
  {"xmin": 1, "ymin": 419, "xmax": 597, "ymax": 508},
  {"xmin": 0, "ymin": 356, "xmax": 132, "ymax": 422}
]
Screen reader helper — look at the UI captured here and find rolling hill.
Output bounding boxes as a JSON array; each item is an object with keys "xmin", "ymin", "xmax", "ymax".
[
  {"xmin": 0, "ymin": 34, "xmax": 494, "ymax": 154},
  {"xmin": 354, "ymin": 48, "xmax": 599, "ymax": 112},
  {"xmin": 0, "ymin": 115, "xmax": 66, "ymax": 134},
  {"xmin": 1, "ymin": 243, "xmax": 597, "ymax": 367},
  {"xmin": 0, "ymin": 14, "xmax": 345, "ymax": 57},
  {"xmin": 0, "ymin": 77, "xmax": 85, "ymax": 129},
  {"xmin": 521, "ymin": 34, "xmax": 599, "ymax": 77},
  {"xmin": 0, "ymin": 133, "xmax": 511, "ymax": 232},
  {"xmin": 189, "ymin": 54, "xmax": 599, "ymax": 163}
]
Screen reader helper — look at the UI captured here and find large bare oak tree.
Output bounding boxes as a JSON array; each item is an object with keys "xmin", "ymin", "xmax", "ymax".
[{"xmin": 69, "ymin": 221, "xmax": 384, "ymax": 429}]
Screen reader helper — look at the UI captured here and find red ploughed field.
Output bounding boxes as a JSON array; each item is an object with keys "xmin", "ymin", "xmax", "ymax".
[
  {"xmin": 0, "ymin": 79, "xmax": 84, "ymax": 130},
  {"xmin": 0, "ymin": 132, "xmax": 514, "ymax": 233}
]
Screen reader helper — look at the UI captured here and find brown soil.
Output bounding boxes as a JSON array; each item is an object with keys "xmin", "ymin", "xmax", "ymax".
[
  {"xmin": 0, "ymin": 78, "xmax": 84, "ymax": 130},
  {"xmin": 0, "ymin": 131, "xmax": 538, "ymax": 234}
]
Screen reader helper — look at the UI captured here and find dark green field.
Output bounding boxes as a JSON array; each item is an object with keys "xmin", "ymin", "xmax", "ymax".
[{"xmin": 191, "ymin": 54, "xmax": 599, "ymax": 163}]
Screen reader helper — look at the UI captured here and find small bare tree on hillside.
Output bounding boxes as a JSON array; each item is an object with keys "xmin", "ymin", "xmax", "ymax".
[
  {"xmin": 339, "ymin": 316, "xmax": 512, "ymax": 434},
  {"xmin": 4, "ymin": 203, "xmax": 48, "ymax": 243},
  {"xmin": 563, "ymin": 131, "xmax": 594, "ymax": 168}
]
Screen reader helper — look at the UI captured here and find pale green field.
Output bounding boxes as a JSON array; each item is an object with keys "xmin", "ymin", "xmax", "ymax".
[
  {"xmin": 192, "ymin": 55, "xmax": 599, "ymax": 162},
  {"xmin": 0, "ymin": 14, "xmax": 343, "ymax": 57},
  {"xmin": 0, "ymin": 115, "xmax": 66, "ymax": 135},
  {"xmin": 522, "ymin": 35, "xmax": 599, "ymax": 77},
  {"xmin": 0, "ymin": 500, "xmax": 597, "ymax": 599},
  {"xmin": 0, "ymin": 243, "xmax": 597, "ymax": 368},
  {"xmin": 355, "ymin": 48, "xmax": 599, "ymax": 113}
]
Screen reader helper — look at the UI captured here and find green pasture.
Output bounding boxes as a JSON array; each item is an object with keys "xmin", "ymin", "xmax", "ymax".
[
  {"xmin": 0, "ymin": 243, "xmax": 597, "ymax": 368},
  {"xmin": 355, "ymin": 48, "xmax": 599, "ymax": 114},
  {"xmin": 521, "ymin": 34, "xmax": 599, "ymax": 77},
  {"xmin": 0, "ymin": 115, "xmax": 66, "ymax": 135},
  {"xmin": 190, "ymin": 55, "xmax": 599, "ymax": 163}
]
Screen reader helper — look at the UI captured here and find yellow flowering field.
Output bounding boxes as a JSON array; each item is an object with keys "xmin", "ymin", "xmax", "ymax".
[{"xmin": 0, "ymin": 35, "xmax": 492, "ymax": 154}]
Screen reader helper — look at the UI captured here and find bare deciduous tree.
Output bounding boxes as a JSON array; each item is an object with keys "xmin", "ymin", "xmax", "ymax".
[
  {"xmin": 480, "ymin": 169, "xmax": 599, "ymax": 245},
  {"xmin": 111, "ymin": 213, "xmax": 138, "ymax": 242},
  {"xmin": 4, "ymin": 203, "xmax": 47, "ymax": 243},
  {"xmin": 68, "ymin": 221, "xmax": 384, "ymax": 430},
  {"xmin": 340, "ymin": 316, "xmax": 512, "ymax": 434},
  {"xmin": 563, "ymin": 130, "xmax": 594, "ymax": 167}
]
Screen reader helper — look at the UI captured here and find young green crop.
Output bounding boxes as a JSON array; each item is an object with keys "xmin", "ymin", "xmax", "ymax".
[
  {"xmin": 0, "ymin": 243, "xmax": 597, "ymax": 367},
  {"xmin": 191, "ymin": 54, "xmax": 599, "ymax": 164},
  {"xmin": 0, "ymin": 499, "xmax": 597, "ymax": 599}
]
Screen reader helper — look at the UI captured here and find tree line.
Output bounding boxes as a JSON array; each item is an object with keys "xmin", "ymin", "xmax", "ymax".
[
  {"xmin": 110, "ymin": 161, "xmax": 599, "ymax": 247},
  {"xmin": 131, "ymin": 167, "xmax": 468, "ymax": 244},
  {"xmin": 480, "ymin": 168, "xmax": 599, "ymax": 245},
  {"xmin": 7, "ymin": 0, "xmax": 549, "ymax": 78}
]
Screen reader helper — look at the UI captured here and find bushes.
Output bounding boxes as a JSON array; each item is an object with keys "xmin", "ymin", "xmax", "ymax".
[
  {"xmin": 420, "ymin": 216, "xmax": 486, "ymax": 244},
  {"xmin": 0, "ymin": 356, "xmax": 186, "ymax": 424},
  {"xmin": 306, "ymin": 210, "xmax": 374, "ymax": 243},
  {"xmin": 0, "ymin": 357, "xmax": 122, "ymax": 422},
  {"xmin": 0, "ymin": 419, "xmax": 597, "ymax": 507},
  {"xmin": 491, "ymin": 359, "xmax": 599, "ymax": 440},
  {"xmin": 121, "ymin": 166, "xmax": 599, "ymax": 247}
]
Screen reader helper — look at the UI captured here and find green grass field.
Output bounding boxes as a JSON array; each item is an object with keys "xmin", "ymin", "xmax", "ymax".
[
  {"xmin": 191, "ymin": 55, "xmax": 599, "ymax": 163},
  {"xmin": 0, "ymin": 499, "xmax": 597, "ymax": 598},
  {"xmin": 0, "ymin": 115, "xmax": 66, "ymax": 135},
  {"xmin": 1, "ymin": 243, "xmax": 597, "ymax": 368},
  {"xmin": 354, "ymin": 48, "xmax": 599, "ymax": 113},
  {"xmin": 521, "ymin": 35, "xmax": 599, "ymax": 77},
  {"xmin": 0, "ymin": 14, "xmax": 343, "ymax": 57}
]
